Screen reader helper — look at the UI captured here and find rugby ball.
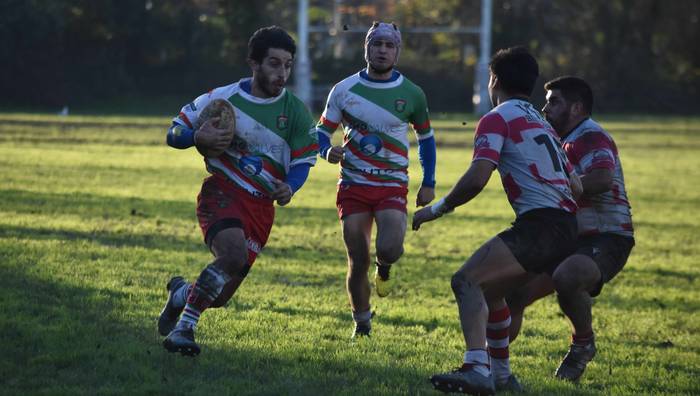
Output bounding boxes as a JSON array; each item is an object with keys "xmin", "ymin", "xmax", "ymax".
[
  {"xmin": 196, "ymin": 99, "xmax": 236, "ymax": 157},
  {"xmin": 198, "ymin": 98, "xmax": 236, "ymax": 131}
]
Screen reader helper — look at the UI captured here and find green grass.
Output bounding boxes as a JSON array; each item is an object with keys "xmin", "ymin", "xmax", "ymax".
[{"xmin": 1, "ymin": 113, "xmax": 699, "ymax": 395}]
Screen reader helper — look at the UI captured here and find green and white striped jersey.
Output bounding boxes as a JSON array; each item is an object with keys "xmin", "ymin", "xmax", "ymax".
[
  {"xmin": 316, "ymin": 70, "xmax": 433, "ymax": 187},
  {"xmin": 175, "ymin": 78, "xmax": 318, "ymax": 198}
]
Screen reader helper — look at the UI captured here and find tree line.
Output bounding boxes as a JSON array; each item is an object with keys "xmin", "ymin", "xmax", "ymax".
[{"xmin": 1, "ymin": 0, "xmax": 697, "ymax": 114}]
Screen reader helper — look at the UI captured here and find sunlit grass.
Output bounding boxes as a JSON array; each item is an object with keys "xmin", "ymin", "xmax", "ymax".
[{"xmin": 1, "ymin": 114, "xmax": 698, "ymax": 395}]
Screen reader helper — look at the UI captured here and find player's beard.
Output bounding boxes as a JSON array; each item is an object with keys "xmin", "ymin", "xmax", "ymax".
[
  {"xmin": 368, "ymin": 63, "xmax": 394, "ymax": 75},
  {"xmin": 256, "ymin": 71, "xmax": 284, "ymax": 98},
  {"xmin": 367, "ymin": 55, "xmax": 396, "ymax": 74},
  {"xmin": 546, "ymin": 109, "xmax": 571, "ymax": 135}
]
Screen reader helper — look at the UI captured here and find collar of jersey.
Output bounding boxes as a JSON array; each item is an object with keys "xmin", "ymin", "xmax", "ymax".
[
  {"xmin": 237, "ymin": 77, "xmax": 286, "ymax": 104},
  {"xmin": 564, "ymin": 117, "xmax": 594, "ymax": 140},
  {"xmin": 357, "ymin": 69, "xmax": 403, "ymax": 88},
  {"xmin": 492, "ymin": 97, "xmax": 530, "ymax": 113},
  {"xmin": 501, "ymin": 97, "xmax": 530, "ymax": 106}
]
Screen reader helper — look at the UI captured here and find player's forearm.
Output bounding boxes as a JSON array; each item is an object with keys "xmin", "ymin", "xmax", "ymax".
[
  {"xmin": 442, "ymin": 161, "xmax": 493, "ymax": 210},
  {"xmin": 418, "ymin": 136, "xmax": 436, "ymax": 187},
  {"xmin": 444, "ymin": 174, "xmax": 485, "ymax": 209},
  {"xmin": 581, "ymin": 168, "xmax": 613, "ymax": 195},
  {"xmin": 317, "ymin": 131, "xmax": 332, "ymax": 160},
  {"xmin": 166, "ymin": 123, "xmax": 195, "ymax": 149},
  {"xmin": 285, "ymin": 163, "xmax": 312, "ymax": 193}
]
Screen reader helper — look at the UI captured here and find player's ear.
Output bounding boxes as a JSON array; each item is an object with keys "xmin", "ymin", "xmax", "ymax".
[
  {"xmin": 489, "ymin": 74, "xmax": 499, "ymax": 90},
  {"xmin": 572, "ymin": 101, "xmax": 584, "ymax": 116},
  {"xmin": 247, "ymin": 58, "xmax": 260, "ymax": 72}
]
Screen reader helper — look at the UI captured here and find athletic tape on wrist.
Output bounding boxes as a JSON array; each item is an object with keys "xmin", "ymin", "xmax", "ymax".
[{"xmin": 430, "ymin": 197, "xmax": 453, "ymax": 217}]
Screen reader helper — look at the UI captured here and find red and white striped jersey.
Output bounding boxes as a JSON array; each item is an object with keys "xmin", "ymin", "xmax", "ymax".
[
  {"xmin": 472, "ymin": 99, "xmax": 577, "ymax": 216},
  {"xmin": 562, "ymin": 118, "xmax": 633, "ymax": 237}
]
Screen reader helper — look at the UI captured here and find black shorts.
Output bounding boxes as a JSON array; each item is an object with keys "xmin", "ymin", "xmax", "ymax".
[
  {"xmin": 575, "ymin": 233, "xmax": 635, "ymax": 297},
  {"xmin": 498, "ymin": 208, "xmax": 578, "ymax": 274}
]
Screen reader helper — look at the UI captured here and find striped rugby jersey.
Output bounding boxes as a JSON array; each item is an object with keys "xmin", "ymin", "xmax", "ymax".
[
  {"xmin": 563, "ymin": 118, "xmax": 633, "ymax": 237},
  {"xmin": 473, "ymin": 99, "xmax": 577, "ymax": 216},
  {"xmin": 316, "ymin": 70, "xmax": 433, "ymax": 187},
  {"xmin": 174, "ymin": 78, "xmax": 318, "ymax": 198}
]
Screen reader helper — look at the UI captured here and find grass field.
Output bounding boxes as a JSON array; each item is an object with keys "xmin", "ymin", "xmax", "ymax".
[{"xmin": 1, "ymin": 113, "xmax": 699, "ymax": 395}]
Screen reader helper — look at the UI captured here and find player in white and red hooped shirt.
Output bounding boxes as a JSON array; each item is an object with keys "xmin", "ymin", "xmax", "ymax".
[
  {"xmin": 413, "ymin": 47, "xmax": 582, "ymax": 395},
  {"xmin": 502, "ymin": 76, "xmax": 635, "ymax": 383}
]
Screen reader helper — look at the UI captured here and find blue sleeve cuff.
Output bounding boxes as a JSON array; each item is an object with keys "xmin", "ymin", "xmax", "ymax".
[
  {"xmin": 418, "ymin": 136, "xmax": 436, "ymax": 188},
  {"xmin": 318, "ymin": 132, "xmax": 332, "ymax": 159},
  {"xmin": 286, "ymin": 163, "xmax": 312, "ymax": 193},
  {"xmin": 166, "ymin": 122, "xmax": 195, "ymax": 149}
]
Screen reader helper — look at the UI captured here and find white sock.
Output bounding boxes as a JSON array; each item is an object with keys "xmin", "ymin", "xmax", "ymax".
[
  {"xmin": 490, "ymin": 355, "xmax": 511, "ymax": 383},
  {"xmin": 464, "ymin": 349, "xmax": 491, "ymax": 377}
]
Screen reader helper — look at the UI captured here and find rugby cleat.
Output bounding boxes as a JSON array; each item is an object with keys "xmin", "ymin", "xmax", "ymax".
[
  {"xmin": 555, "ymin": 338, "xmax": 597, "ymax": 382},
  {"xmin": 163, "ymin": 326, "xmax": 200, "ymax": 356},
  {"xmin": 158, "ymin": 276, "xmax": 188, "ymax": 336},
  {"xmin": 430, "ymin": 364, "xmax": 495, "ymax": 395},
  {"xmin": 495, "ymin": 374, "xmax": 524, "ymax": 393},
  {"xmin": 374, "ymin": 263, "xmax": 393, "ymax": 297},
  {"xmin": 351, "ymin": 323, "xmax": 371, "ymax": 339}
]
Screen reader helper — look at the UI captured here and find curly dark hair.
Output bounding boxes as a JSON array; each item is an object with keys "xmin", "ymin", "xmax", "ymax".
[{"xmin": 248, "ymin": 26, "xmax": 296, "ymax": 63}]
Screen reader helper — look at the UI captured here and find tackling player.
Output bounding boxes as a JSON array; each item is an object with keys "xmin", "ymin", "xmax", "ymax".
[
  {"xmin": 412, "ymin": 47, "xmax": 582, "ymax": 395},
  {"xmin": 316, "ymin": 22, "xmax": 437, "ymax": 338},
  {"xmin": 157, "ymin": 26, "xmax": 319, "ymax": 356},
  {"xmin": 498, "ymin": 76, "xmax": 635, "ymax": 383}
]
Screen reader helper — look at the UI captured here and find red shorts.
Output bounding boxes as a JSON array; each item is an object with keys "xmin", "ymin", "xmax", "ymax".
[
  {"xmin": 196, "ymin": 175, "xmax": 274, "ymax": 266},
  {"xmin": 336, "ymin": 184, "xmax": 408, "ymax": 219}
]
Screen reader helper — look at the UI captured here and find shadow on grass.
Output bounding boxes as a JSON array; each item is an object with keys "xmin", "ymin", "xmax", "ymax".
[
  {"xmin": 624, "ymin": 266, "xmax": 697, "ymax": 283},
  {"xmin": 1, "ymin": 230, "xmax": 661, "ymax": 395},
  {"xmin": 0, "ymin": 223, "xmax": 202, "ymax": 252},
  {"xmin": 1, "ymin": 263, "xmax": 137, "ymax": 392},
  {"xmin": 0, "ymin": 261, "xmax": 433, "ymax": 395},
  {"xmin": 1, "ymin": 188, "xmax": 342, "ymax": 226},
  {"xmin": 263, "ymin": 304, "xmax": 453, "ymax": 336},
  {"xmin": 599, "ymin": 292, "xmax": 699, "ymax": 313},
  {"xmin": 0, "ymin": 223, "xmax": 344, "ymax": 259},
  {"xmin": 0, "ymin": 188, "xmax": 194, "ymax": 221}
]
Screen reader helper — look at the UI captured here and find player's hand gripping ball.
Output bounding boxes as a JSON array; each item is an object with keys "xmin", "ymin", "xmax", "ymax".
[{"xmin": 195, "ymin": 99, "xmax": 236, "ymax": 157}]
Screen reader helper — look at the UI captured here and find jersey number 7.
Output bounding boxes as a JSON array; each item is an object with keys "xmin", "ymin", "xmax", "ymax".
[{"xmin": 534, "ymin": 134, "xmax": 566, "ymax": 175}]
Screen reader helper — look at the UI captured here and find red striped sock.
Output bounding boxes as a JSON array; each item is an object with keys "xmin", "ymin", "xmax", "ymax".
[
  {"xmin": 177, "ymin": 265, "xmax": 230, "ymax": 329},
  {"xmin": 487, "ymin": 306, "xmax": 511, "ymax": 382}
]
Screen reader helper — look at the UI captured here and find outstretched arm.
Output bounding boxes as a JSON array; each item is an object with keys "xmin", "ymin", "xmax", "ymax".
[
  {"xmin": 412, "ymin": 160, "xmax": 495, "ymax": 230},
  {"xmin": 442, "ymin": 159, "xmax": 495, "ymax": 209}
]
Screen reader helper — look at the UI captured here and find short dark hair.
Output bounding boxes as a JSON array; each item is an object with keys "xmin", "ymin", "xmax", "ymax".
[
  {"xmin": 248, "ymin": 26, "xmax": 296, "ymax": 63},
  {"xmin": 544, "ymin": 76, "xmax": 594, "ymax": 115},
  {"xmin": 489, "ymin": 46, "xmax": 539, "ymax": 97}
]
